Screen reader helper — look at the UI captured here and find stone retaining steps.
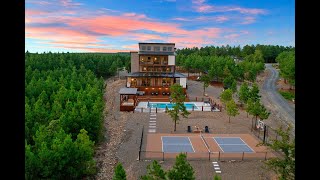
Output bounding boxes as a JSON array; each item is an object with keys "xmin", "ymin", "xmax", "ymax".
[{"xmin": 148, "ymin": 108, "xmax": 157, "ymax": 133}]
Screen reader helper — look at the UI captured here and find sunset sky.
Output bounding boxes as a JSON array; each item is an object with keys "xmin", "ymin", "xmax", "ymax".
[{"xmin": 25, "ymin": 0, "xmax": 295, "ymax": 53}]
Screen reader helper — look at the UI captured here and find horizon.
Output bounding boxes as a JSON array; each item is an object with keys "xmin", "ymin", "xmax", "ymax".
[{"xmin": 26, "ymin": 0, "xmax": 295, "ymax": 53}]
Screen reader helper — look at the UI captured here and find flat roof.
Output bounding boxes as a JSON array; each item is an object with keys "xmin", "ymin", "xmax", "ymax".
[
  {"xmin": 139, "ymin": 42, "xmax": 175, "ymax": 45},
  {"xmin": 126, "ymin": 72, "xmax": 186, "ymax": 78},
  {"xmin": 119, "ymin": 88, "xmax": 138, "ymax": 95}
]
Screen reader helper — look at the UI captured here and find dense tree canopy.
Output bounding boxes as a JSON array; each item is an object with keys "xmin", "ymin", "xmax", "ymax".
[
  {"xmin": 276, "ymin": 51, "xmax": 295, "ymax": 86},
  {"xmin": 25, "ymin": 52, "xmax": 128, "ymax": 179}
]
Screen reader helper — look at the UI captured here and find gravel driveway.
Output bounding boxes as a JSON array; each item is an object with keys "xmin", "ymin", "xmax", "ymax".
[{"xmin": 260, "ymin": 64, "xmax": 295, "ymax": 127}]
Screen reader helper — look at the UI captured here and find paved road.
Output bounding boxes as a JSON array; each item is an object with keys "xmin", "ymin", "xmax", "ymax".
[{"xmin": 261, "ymin": 64, "xmax": 295, "ymax": 126}]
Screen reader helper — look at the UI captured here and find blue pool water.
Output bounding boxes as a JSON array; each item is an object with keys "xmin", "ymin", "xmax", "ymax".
[{"xmin": 148, "ymin": 102, "xmax": 199, "ymax": 110}]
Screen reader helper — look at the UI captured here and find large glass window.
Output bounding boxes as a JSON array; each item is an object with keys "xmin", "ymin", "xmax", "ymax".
[
  {"xmin": 163, "ymin": 47, "xmax": 167, "ymax": 51},
  {"xmin": 147, "ymin": 46, "xmax": 151, "ymax": 51},
  {"xmin": 154, "ymin": 46, "xmax": 160, "ymax": 51},
  {"xmin": 141, "ymin": 46, "xmax": 146, "ymax": 50},
  {"xmin": 168, "ymin": 47, "xmax": 172, "ymax": 51}
]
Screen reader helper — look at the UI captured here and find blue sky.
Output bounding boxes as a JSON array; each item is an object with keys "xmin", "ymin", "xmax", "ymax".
[{"xmin": 26, "ymin": 0, "xmax": 295, "ymax": 52}]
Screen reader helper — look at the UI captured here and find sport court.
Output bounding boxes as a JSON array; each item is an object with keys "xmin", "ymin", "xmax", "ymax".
[{"xmin": 144, "ymin": 133, "xmax": 274, "ymax": 160}]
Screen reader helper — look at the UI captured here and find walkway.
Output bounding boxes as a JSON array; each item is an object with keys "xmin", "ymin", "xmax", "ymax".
[{"xmin": 148, "ymin": 107, "xmax": 157, "ymax": 133}]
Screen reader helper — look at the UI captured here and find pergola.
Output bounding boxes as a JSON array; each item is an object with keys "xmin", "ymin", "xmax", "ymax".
[{"xmin": 119, "ymin": 88, "xmax": 138, "ymax": 111}]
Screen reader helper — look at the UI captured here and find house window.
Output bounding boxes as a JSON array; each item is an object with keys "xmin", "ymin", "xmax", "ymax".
[
  {"xmin": 154, "ymin": 46, "xmax": 160, "ymax": 51},
  {"xmin": 141, "ymin": 46, "xmax": 146, "ymax": 50},
  {"xmin": 147, "ymin": 46, "xmax": 151, "ymax": 51},
  {"xmin": 163, "ymin": 47, "xmax": 167, "ymax": 51},
  {"xmin": 167, "ymin": 47, "xmax": 172, "ymax": 51}
]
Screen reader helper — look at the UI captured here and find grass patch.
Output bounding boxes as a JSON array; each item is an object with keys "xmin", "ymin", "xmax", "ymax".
[{"xmin": 279, "ymin": 91, "xmax": 295, "ymax": 100}]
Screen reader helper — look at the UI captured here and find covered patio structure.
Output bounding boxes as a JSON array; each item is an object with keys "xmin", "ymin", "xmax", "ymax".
[{"xmin": 119, "ymin": 88, "xmax": 138, "ymax": 111}]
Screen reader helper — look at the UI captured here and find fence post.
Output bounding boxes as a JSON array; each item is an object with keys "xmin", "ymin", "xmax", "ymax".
[
  {"xmin": 218, "ymin": 151, "xmax": 220, "ymax": 161},
  {"xmin": 263, "ymin": 125, "xmax": 267, "ymax": 144},
  {"xmin": 162, "ymin": 152, "xmax": 164, "ymax": 161},
  {"xmin": 242, "ymin": 152, "xmax": 244, "ymax": 161},
  {"xmin": 202, "ymin": 106, "xmax": 203, "ymax": 111},
  {"xmin": 139, "ymin": 151, "xmax": 141, "ymax": 160},
  {"xmin": 265, "ymin": 152, "xmax": 267, "ymax": 160},
  {"xmin": 142, "ymin": 108, "xmax": 143, "ymax": 113},
  {"xmin": 192, "ymin": 105, "xmax": 194, "ymax": 111},
  {"xmin": 156, "ymin": 107, "xmax": 157, "ymax": 113}
]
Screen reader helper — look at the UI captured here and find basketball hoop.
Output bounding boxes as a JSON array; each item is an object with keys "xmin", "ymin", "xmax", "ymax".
[{"xmin": 257, "ymin": 120, "xmax": 264, "ymax": 131}]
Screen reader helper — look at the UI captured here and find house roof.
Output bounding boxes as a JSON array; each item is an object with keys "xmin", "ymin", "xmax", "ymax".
[
  {"xmin": 126, "ymin": 72, "xmax": 187, "ymax": 78},
  {"xmin": 119, "ymin": 88, "xmax": 138, "ymax": 95},
  {"xmin": 138, "ymin": 51, "xmax": 175, "ymax": 55}
]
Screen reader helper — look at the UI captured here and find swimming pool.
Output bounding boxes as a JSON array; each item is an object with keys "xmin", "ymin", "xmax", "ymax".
[{"xmin": 148, "ymin": 102, "xmax": 199, "ymax": 110}]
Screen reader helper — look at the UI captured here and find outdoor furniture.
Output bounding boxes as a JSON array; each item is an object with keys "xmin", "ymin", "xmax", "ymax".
[
  {"xmin": 155, "ymin": 92, "xmax": 159, "ymax": 95},
  {"xmin": 187, "ymin": 126, "xmax": 191, "ymax": 133},
  {"xmin": 151, "ymin": 92, "xmax": 155, "ymax": 95},
  {"xmin": 137, "ymin": 91, "xmax": 145, "ymax": 96},
  {"xmin": 167, "ymin": 92, "xmax": 170, "ymax": 95},
  {"xmin": 205, "ymin": 126, "xmax": 209, "ymax": 133},
  {"xmin": 162, "ymin": 92, "xmax": 166, "ymax": 96}
]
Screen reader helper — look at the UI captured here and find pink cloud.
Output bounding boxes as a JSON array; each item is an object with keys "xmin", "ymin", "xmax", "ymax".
[
  {"xmin": 122, "ymin": 44, "xmax": 139, "ymax": 50},
  {"xmin": 52, "ymin": 45, "xmax": 129, "ymax": 53},
  {"xmin": 171, "ymin": 17, "xmax": 192, "ymax": 21},
  {"xmin": 240, "ymin": 17, "xmax": 256, "ymax": 24},
  {"xmin": 192, "ymin": 0, "xmax": 266, "ymax": 15},
  {"xmin": 195, "ymin": 16, "xmax": 229, "ymax": 23},
  {"xmin": 26, "ymin": 5, "xmax": 225, "ymax": 52},
  {"xmin": 122, "ymin": 13, "xmax": 148, "ymax": 19},
  {"xmin": 224, "ymin": 33, "xmax": 240, "ymax": 39},
  {"xmin": 60, "ymin": 0, "xmax": 83, "ymax": 7},
  {"xmin": 240, "ymin": 30, "xmax": 249, "ymax": 34}
]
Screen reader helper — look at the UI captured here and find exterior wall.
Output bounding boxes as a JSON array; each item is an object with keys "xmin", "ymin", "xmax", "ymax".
[
  {"xmin": 179, "ymin": 77, "xmax": 187, "ymax": 88},
  {"xmin": 168, "ymin": 55, "xmax": 175, "ymax": 65},
  {"xmin": 139, "ymin": 44, "xmax": 175, "ymax": 52},
  {"xmin": 131, "ymin": 52, "xmax": 139, "ymax": 73}
]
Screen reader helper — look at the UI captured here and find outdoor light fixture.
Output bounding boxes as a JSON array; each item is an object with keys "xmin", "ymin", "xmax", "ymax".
[{"xmin": 152, "ymin": 88, "xmax": 154, "ymax": 90}]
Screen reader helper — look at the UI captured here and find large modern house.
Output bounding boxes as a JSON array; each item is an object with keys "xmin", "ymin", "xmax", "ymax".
[
  {"xmin": 126, "ymin": 42, "xmax": 187, "ymax": 95},
  {"xmin": 119, "ymin": 42, "xmax": 187, "ymax": 111}
]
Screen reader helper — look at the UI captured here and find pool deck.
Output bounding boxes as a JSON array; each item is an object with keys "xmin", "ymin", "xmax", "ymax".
[{"xmin": 135, "ymin": 101, "xmax": 213, "ymax": 112}]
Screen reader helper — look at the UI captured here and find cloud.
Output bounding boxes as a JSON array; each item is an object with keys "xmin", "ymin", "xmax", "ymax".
[
  {"xmin": 60, "ymin": 0, "xmax": 83, "ymax": 7},
  {"xmin": 239, "ymin": 17, "xmax": 256, "ymax": 24},
  {"xmin": 171, "ymin": 17, "xmax": 192, "ymax": 21},
  {"xmin": 26, "ymin": 1, "xmax": 225, "ymax": 52},
  {"xmin": 191, "ymin": 0, "xmax": 267, "ymax": 15},
  {"xmin": 224, "ymin": 33, "xmax": 240, "ymax": 39}
]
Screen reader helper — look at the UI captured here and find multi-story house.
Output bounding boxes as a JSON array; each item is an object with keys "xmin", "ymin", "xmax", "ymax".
[{"xmin": 126, "ymin": 42, "xmax": 187, "ymax": 96}]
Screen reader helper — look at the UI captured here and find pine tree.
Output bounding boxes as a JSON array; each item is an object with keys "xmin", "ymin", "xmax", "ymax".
[
  {"xmin": 113, "ymin": 163, "xmax": 127, "ymax": 180},
  {"xmin": 167, "ymin": 153, "xmax": 195, "ymax": 180},
  {"xmin": 141, "ymin": 160, "xmax": 166, "ymax": 180},
  {"xmin": 165, "ymin": 84, "xmax": 190, "ymax": 131}
]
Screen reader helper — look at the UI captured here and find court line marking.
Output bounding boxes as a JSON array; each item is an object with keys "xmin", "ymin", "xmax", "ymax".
[
  {"xmin": 213, "ymin": 138, "xmax": 224, "ymax": 152},
  {"xmin": 188, "ymin": 137, "xmax": 195, "ymax": 152},
  {"xmin": 213, "ymin": 137, "xmax": 255, "ymax": 153},
  {"xmin": 200, "ymin": 134, "xmax": 210, "ymax": 153}
]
